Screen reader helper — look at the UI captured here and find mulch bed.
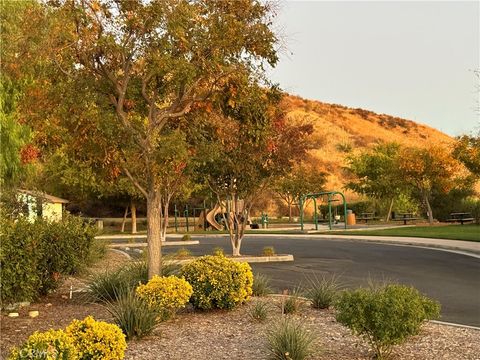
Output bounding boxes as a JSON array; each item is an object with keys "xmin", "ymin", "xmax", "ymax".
[{"xmin": 1, "ymin": 252, "xmax": 479, "ymax": 359}]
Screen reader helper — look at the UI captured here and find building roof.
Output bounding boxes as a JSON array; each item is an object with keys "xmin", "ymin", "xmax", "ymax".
[{"xmin": 19, "ymin": 190, "xmax": 69, "ymax": 204}]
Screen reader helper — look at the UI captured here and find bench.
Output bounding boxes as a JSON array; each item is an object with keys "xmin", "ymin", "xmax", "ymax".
[
  {"xmin": 356, "ymin": 212, "xmax": 380, "ymax": 223},
  {"xmin": 446, "ymin": 212, "xmax": 474, "ymax": 225},
  {"xmin": 392, "ymin": 213, "xmax": 420, "ymax": 225}
]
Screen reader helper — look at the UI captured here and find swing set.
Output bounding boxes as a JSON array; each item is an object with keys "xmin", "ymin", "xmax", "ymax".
[{"xmin": 299, "ymin": 191, "xmax": 348, "ymax": 231}]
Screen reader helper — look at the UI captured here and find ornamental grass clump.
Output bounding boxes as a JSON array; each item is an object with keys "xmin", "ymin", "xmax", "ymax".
[
  {"xmin": 252, "ymin": 273, "xmax": 272, "ymax": 296},
  {"xmin": 335, "ymin": 284, "xmax": 440, "ymax": 360},
  {"xmin": 266, "ymin": 317, "xmax": 315, "ymax": 360},
  {"xmin": 8, "ymin": 329, "xmax": 77, "ymax": 360},
  {"xmin": 248, "ymin": 300, "xmax": 270, "ymax": 322},
  {"xmin": 105, "ymin": 290, "xmax": 159, "ymax": 340},
  {"xmin": 66, "ymin": 316, "xmax": 127, "ymax": 360},
  {"xmin": 262, "ymin": 246, "xmax": 276, "ymax": 256},
  {"xmin": 181, "ymin": 254, "xmax": 253, "ymax": 310},
  {"xmin": 135, "ymin": 275, "xmax": 192, "ymax": 319},
  {"xmin": 305, "ymin": 273, "xmax": 342, "ymax": 309}
]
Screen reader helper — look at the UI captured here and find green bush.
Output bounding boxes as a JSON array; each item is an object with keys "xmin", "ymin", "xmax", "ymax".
[
  {"xmin": 212, "ymin": 246, "xmax": 225, "ymax": 256},
  {"xmin": 335, "ymin": 284, "xmax": 440, "ymax": 359},
  {"xmin": 305, "ymin": 274, "xmax": 341, "ymax": 309},
  {"xmin": 252, "ymin": 273, "xmax": 272, "ymax": 296},
  {"xmin": 266, "ymin": 318, "xmax": 315, "ymax": 360},
  {"xmin": 262, "ymin": 246, "xmax": 276, "ymax": 256},
  {"xmin": 8, "ymin": 329, "xmax": 77, "ymax": 360},
  {"xmin": 1, "ymin": 214, "xmax": 98, "ymax": 304},
  {"xmin": 105, "ymin": 290, "xmax": 159, "ymax": 340},
  {"xmin": 181, "ymin": 254, "xmax": 253, "ymax": 310},
  {"xmin": 174, "ymin": 247, "xmax": 192, "ymax": 258},
  {"xmin": 66, "ymin": 316, "xmax": 127, "ymax": 360}
]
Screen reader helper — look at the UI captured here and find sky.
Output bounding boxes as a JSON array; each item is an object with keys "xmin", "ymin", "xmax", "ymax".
[{"xmin": 268, "ymin": 1, "xmax": 479, "ymax": 136}]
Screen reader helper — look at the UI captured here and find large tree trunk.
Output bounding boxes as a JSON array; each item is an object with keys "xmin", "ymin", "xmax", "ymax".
[
  {"xmin": 386, "ymin": 198, "xmax": 394, "ymax": 222},
  {"xmin": 424, "ymin": 194, "xmax": 434, "ymax": 224},
  {"xmin": 146, "ymin": 190, "xmax": 162, "ymax": 278},
  {"xmin": 131, "ymin": 200, "xmax": 137, "ymax": 234},
  {"xmin": 288, "ymin": 200, "xmax": 293, "ymax": 223},
  {"xmin": 121, "ymin": 205, "xmax": 129, "ymax": 233}
]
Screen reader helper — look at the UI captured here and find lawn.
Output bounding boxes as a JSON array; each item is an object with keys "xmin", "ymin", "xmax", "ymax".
[{"xmin": 332, "ymin": 224, "xmax": 480, "ymax": 242}]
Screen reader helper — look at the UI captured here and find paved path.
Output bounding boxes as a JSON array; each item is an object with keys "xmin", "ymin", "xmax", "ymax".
[{"xmin": 104, "ymin": 234, "xmax": 480, "ymax": 326}]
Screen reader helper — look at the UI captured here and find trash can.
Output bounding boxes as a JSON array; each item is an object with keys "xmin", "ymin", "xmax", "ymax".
[{"xmin": 346, "ymin": 210, "xmax": 356, "ymax": 225}]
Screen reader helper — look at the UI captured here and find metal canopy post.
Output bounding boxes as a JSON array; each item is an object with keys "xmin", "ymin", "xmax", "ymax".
[
  {"xmin": 300, "ymin": 196, "xmax": 305, "ymax": 231},
  {"xmin": 328, "ymin": 193, "xmax": 333, "ymax": 230}
]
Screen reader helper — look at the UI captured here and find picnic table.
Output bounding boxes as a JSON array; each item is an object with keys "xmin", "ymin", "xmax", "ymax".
[
  {"xmin": 392, "ymin": 213, "xmax": 419, "ymax": 225},
  {"xmin": 356, "ymin": 212, "xmax": 380, "ymax": 223},
  {"xmin": 446, "ymin": 212, "xmax": 474, "ymax": 225}
]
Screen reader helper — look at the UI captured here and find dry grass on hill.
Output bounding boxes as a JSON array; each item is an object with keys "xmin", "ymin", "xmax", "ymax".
[{"xmin": 281, "ymin": 95, "xmax": 455, "ymax": 198}]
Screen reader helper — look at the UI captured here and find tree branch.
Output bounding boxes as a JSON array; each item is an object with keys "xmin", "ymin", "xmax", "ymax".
[{"xmin": 122, "ymin": 166, "xmax": 148, "ymax": 198}]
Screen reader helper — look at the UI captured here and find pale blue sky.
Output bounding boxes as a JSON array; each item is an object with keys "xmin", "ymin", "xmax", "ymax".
[{"xmin": 268, "ymin": 1, "xmax": 479, "ymax": 136}]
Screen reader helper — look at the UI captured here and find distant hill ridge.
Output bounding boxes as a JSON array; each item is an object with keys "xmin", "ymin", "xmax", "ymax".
[{"xmin": 281, "ymin": 94, "xmax": 454, "ymax": 196}]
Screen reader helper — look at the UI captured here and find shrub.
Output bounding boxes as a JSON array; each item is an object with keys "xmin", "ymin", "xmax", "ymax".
[
  {"xmin": 105, "ymin": 290, "xmax": 159, "ymax": 340},
  {"xmin": 212, "ymin": 246, "xmax": 225, "ymax": 256},
  {"xmin": 305, "ymin": 274, "xmax": 341, "ymax": 309},
  {"xmin": 1, "ymin": 214, "xmax": 98, "ymax": 304},
  {"xmin": 181, "ymin": 234, "xmax": 192, "ymax": 241},
  {"xmin": 248, "ymin": 300, "xmax": 270, "ymax": 322},
  {"xmin": 66, "ymin": 316, "xmax": 127, "ymax": 360},
  {"xmin": 181, "ymin": 255, "xmax": 253, "ymax": 310},
  {"xmin": 174, "ymin": 247, "xmax": 192, "ymax": 259},
  {"xmin": 252, "ymin": 273, "xmax": 272, "ymax": 296},
  {"xmin": 136, "ymin": 275, "xmax": 192, "ymax": 318},
  {"xmin": 262, "ymin": 246, "xmax": 276, "ymax": 256},
  {"xmin": 266, "ymin": 318, "xmax": 315, "ymax": 360},
  {"xmin": 335, "ymin": 284, "xmax": 440, "ymax": 359},
  {"xmin": 87, "ymin": 260, "xmax": 180, "ymax": 303},
  {"xmin": 8, "ymin": 329, "xmax": 77, "ymax": 360}
]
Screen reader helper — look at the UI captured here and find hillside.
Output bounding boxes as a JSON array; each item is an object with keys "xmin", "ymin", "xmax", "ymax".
[{"xmin": 281, "ymin": 95, "xmax": 455, "ymax": 199}]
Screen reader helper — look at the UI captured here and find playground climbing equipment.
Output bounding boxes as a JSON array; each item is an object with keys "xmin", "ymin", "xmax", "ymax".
[{"xmin": 300, "ymin": 191, "xmax": 347, "ymax": 231}]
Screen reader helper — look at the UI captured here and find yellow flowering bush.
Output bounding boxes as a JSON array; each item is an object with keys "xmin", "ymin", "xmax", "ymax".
[
  {"xmin": 135, "ymin": 275, "xmax": 193, "ymax": 317},
  {"xmin": 65, "ymin": 316, "xmax": 127, "ymax": 360},
  {"xmin": 181, "ymin": 255, "xmax": 253, "ymax": 310},
  {"xmin": 9, "ymin": 329, "xmax": 77, "ymax": 360}
]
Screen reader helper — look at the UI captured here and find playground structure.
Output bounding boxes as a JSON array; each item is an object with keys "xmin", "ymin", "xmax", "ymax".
[
  {"xmin": 300, "ymin": 191, "xmax": 347, "ymax": 231},
  {"xmin": 174, "ymin": 199, "xmax": 251, "ymax": 232}
]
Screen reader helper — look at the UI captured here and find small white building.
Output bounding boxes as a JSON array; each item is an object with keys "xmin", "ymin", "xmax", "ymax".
[{"xmin": 18, "ymin": 190, "xmax": 69, "ymax": 222}]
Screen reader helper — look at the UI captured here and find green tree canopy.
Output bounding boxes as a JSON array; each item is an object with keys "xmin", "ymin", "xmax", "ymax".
[{"xmin": 8, "ymin": 0, "xmax": 280, "ymax": 277}]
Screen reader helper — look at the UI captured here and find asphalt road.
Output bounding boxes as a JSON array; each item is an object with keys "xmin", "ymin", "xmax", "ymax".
[{"xmin": 115, "ymin": 235, "xmax": 480, "ymax": 327}]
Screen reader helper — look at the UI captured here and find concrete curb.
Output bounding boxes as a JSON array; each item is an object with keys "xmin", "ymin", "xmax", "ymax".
[
  {"xmin": 164, "ymin": 254, "xmax": 294, "ymax": 265},
  {"xmin": 108, "ymin": 240, "xmax": 199, "ymax": 248},
  {"xmin": 430, "ymin": 320, "xmax": 480, "ymax": 331}
]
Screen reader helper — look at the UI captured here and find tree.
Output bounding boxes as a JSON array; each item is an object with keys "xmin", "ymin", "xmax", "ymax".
[
  {"xmin": 10, "ymin": 0, "xmax": 279, "ymax": 277},
  {"xmin": 345, "ymin": 143, "xmax": 405, "ymax": 220},
  {"xmin": 275, "ymin": 163, "xmax": 327, "ymax": 222},
  {"xmin": 0, "ymin": 0, "xmax": 40, "ymax": 189},
  {"xmin": 194, "ymin": 83, "xmax": 313, "ymax": 255},
  {"xmin": 453, "ymin": 134, "xmax": 480, "ymax": 178},
  {"xmin": 398, "ymin": 146, "xmax": 460, "ymax": 223}
]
